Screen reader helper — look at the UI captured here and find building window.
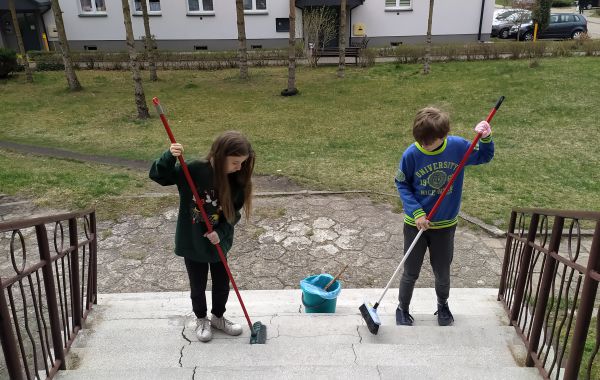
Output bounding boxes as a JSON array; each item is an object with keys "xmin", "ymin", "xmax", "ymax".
[
  {"xmin": 79, "ymin": 0, "xmax": 107, "ymax": 14},
  {"xmin": 244, "ymin": 0, "xmax": 267, "ymax": 14},
  {"xmin": 187, "ymin": 0, "xmax": 214, "ymax": 15},
  {"xmin": 133, "ymin": 0, "xmax": 161, "ymax": 15},
  {"xmin": 385, "ymin": 0, "xmax": 411, "ymax": 10}
]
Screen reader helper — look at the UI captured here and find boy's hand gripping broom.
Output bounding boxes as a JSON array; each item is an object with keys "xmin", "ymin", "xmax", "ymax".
[
  {"xmin": 153, "ymin": 97, "xmax": 267, "ymax": 344},
  {"xmin": 359, "ymin": 96, "xmax": 505, "ymax": 335}
]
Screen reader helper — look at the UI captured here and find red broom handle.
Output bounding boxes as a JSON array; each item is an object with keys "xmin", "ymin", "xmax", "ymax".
[
  {"xmin": 426, "ymin": 96, "xmax": 504, "ymax": 221},
  {"xmin": 152, "ymin": 97, "xmax": 254, "ymax": 331}
]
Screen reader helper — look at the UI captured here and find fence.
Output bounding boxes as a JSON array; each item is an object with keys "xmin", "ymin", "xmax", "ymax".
[
  {"xmin": 0, "ymin": 210, "xmax": 97, "ymax": 379},
  {"xmin": 498, "ymin": 208, "xmax": 599, "ymax": 380}
]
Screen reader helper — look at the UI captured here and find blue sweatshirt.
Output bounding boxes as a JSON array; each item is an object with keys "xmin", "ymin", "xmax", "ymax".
[{"xmin": 395, "ymin": 135, "xmax": 494, "ymax": 229}]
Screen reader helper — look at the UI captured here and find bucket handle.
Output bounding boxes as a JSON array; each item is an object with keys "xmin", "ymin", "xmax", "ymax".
[{"xmin": 301, "ymin": 292, "xmax": 328, "ymax": 309}]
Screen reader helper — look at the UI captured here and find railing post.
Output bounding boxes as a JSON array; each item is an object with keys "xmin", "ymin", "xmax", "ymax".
[
  {"xmin": 499, "ymin": 211, "xmax": 517, "ymax": 300},
  {"xmin": 510, "ymin": 213, "xmax": 540, "ymax": 322},
  {"xmin": 90, "ymin": 212, "xmax": 98, "ymax": 305},
  {"xmin": 36, "ymin": 224, "xmax": 67, "ymax": 370},
  {"xmin": 526, "ymin": 216, "xmax": 565, "ymax": 367},
  {"xmin": 564, "ymin": 221, "xmax": 600, "ymax": 379},
  {"xmin": 0, "ymin": 278, "xmax": 24, "ymax": 380},
  {"xmin": 69, "ymin": 218, "xmax": 82, "ymax": 329}
]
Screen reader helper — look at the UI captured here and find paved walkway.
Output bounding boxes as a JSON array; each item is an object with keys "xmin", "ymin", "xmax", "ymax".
[{"xmin": 0, "ymin": 142, "xmax": 593, "ymax": 296}]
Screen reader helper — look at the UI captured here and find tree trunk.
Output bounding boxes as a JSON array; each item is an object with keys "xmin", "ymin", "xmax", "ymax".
[
  {"xmin": 283, "ymin": 0, "xmax": 297, "ymax": 95},
  {"xmin": 121, "ymin": 0, "xmax": 150, "ymax": 119},
  {"xmin": 337, "ymin": 0, "xmax": 347, "ymax": 78},
  {"xmin": 235, "ymin": 0, "xmax": 249, "ymax": 80},
  {"xmin": 8, "ymin": 0, "xmax": 33, "ymax": 83},
  {"xmin": 140, "ymin": 0, "xmax": 158, "ymax": 81},
  {"xmin": 423, "ymin": 0, "xmax": 434, "ymax": 75},
  {"xmin": 50, "ymin": 0, "xmax": 82, "ymax": 90}
]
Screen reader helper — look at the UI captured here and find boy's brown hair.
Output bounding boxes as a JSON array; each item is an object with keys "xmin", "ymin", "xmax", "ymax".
[{"xmin": 412, "ymin": 107, "xmax": 450, "ymax": 146}]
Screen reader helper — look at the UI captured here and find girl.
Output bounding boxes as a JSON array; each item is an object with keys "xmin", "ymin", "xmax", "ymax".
[{"xmin": 150, "ymin": 131, "xmax": 255, "ymax": 342}]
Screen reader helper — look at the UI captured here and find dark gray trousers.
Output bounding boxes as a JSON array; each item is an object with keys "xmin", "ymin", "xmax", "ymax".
[{"xmin": 398, "ymin": 224, "xmax": 456, "ymax": 310}]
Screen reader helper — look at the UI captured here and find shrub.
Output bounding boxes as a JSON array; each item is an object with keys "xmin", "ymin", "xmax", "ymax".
[
  {"xmin": 358, "ymin": 48, "xmax": 376, "ymax": 67},
  {"xmin": 0, "ymin": 48, "xmax": 18, "ymax": 78},
  {"xmin": 551, "ymin": 0, "xmax": 572, "ymax": 6},
  {"xmin": 36, "ymin": 61, "xmax": 65, "ymax": 71}
]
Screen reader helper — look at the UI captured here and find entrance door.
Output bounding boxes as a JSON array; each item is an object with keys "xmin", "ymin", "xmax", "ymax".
[
  {"xmin": 18, "ymin": 13, "xmax": 41, "ymax": 51},
  {"xmin": 0, "ymin": 11, "xmax": 41, "ymax": 52}
]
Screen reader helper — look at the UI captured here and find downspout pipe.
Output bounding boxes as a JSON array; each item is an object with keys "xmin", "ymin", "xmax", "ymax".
[{"xmin": 477, "ymin": 0, "xmax": 485, "ymax": 41}]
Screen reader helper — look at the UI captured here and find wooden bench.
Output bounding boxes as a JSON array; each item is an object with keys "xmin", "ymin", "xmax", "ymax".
[{"xmin": 317, "ymin": 46, "xmax": 361, "ymax": 64}]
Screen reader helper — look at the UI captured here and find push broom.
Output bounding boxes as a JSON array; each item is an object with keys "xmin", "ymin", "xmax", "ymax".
[
  {"xmin": 153, "ymin": 97, "xmax": 267, "ymax": 344},
  {"xmin": 359, "ymin": 96, "xmax": 505, "ymax": 335}
]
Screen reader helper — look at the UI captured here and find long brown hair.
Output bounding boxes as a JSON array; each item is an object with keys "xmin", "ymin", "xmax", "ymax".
[{"xmin": 206, "ymin": 131, "xmax": 255, "ymax": 223}]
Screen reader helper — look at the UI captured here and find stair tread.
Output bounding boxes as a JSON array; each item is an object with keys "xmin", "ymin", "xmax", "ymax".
[{"xmin": 56, "ymin": 365, "xmax": 542, "ymax": 380}]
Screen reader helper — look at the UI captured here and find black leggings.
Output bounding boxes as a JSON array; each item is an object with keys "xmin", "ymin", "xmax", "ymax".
[
  {"xmin": 184, "ymin": 258, "xmax": 230, "ymax": 319},
  {"xmin": 398, "ymin": 224, "xmax": 456, "ymax": 310}
]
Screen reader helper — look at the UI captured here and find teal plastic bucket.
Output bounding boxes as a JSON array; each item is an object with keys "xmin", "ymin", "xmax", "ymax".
[{"xmin": 300, "ymin": 274, "xmax": 341, "ymax": 313}]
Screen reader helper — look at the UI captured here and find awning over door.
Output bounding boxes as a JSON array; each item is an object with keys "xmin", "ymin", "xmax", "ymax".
[
  {"xmin": 296, "ymin": 0, "xmax": 365, "ymax": 9},
  {"xmin": 0, "ymin": 0, "xmax": 50, "ymax": 12}
]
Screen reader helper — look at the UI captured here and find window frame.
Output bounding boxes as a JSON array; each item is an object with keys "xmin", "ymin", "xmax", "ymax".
[
  {"xmin": 244, "ymin": 0, "xmax": 268, "ymax": 15},
  {"xmin": 384, "ymin": 0, "xmax": 412, "ymax": 12},
  {"xmin": 78, "ymin": 0, "xmax": 108, "ymax": 16},
  {"xmin": 186, "ymin": 0, "xmax": 215, "ymax": 16},
  {"xmin": 131, "ymin": 0, "xmax": 162, "ymax": 16}
]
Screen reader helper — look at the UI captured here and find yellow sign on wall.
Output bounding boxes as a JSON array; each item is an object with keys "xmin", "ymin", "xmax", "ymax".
[{"xmin": 353, "ymin": 23, "xmax": 366, "ymax": 36}]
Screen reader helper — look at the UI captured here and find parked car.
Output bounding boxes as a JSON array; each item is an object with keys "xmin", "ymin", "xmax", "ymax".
[
  {"xmin": 510, "ymin": 13, "xmax": 588, "ymax": 40},
  {"xmin": 492, "ymin": 10, "xmax": 532, "ymax": 38},
  {"xmin": 493, "ymin": 8, "xmax": 521, "ymax": 22}
]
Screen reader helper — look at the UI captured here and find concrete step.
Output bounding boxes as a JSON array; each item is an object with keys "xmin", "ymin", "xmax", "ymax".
[
  {"xmin": 66, "ymin": 343, "xmax": 521, "ymax": 370},
  {"xmin": 88, "ymin": 288, "xmax": 508, "ymax": 325},
  {"xmin": 56, "ymin": 365, "xmax": 542, "ymax": 380},
  {"xmin": 73, "ymin": 316, "xmax": 522, "ymax": 348}
]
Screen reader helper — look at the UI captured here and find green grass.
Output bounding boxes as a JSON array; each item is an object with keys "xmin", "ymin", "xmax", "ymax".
[{"xmin": 1, "ymin": 58, "xmax": 599, "ymax": 226}]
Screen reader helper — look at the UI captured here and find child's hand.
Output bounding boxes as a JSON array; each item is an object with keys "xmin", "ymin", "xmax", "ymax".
[
  {"xmin": 474, "ymin": 121, "xmax": 491, "ymax": 138},
  {"xmin": 170, "ymin": 143, "xmax": 184, "ymax": 157},
  {"xmin": 415, "ymin": 216, "xmax": 430, "ymax": 230},
  {"xmin": 204, "ymin": 231, "xmax": 220, "ymax": 245}
]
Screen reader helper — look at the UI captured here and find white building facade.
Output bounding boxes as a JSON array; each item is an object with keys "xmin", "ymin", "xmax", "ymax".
[{"xmin": 32, "ymin": 0, "xmax": 495, "ymax": 51}]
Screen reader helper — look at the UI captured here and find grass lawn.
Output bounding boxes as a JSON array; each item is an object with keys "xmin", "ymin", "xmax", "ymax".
[{"xmin": 1, "ymin": 57, "xmax": 599, "ymax": 226}]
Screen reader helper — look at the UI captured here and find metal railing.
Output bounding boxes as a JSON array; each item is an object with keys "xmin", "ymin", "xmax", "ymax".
[
  {"xmin": 498, "ymin": 208, "xmax": 599, "ymax": 380},
  {"xmin": 0, "ymin": 210, "xmax": 97, "ymax": 380}
]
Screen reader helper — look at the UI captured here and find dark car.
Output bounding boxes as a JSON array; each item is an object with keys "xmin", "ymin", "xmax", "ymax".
[
  {"xmin": 510, "ymin": 13, "xmax": 588, "ymax": 41},
  {"xmin": 492, "ymin": 10, "xmax": 531, "ymax": 39}
]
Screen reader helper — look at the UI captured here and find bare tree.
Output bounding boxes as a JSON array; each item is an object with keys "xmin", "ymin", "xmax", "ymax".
[
  {"xmin": 50, "ymin": 0, "xmax": 82, "ymax": 90},
  {"xmin": 235, "ymin": 0, "xmax": 249, "ymax": 79},
  {"xmin": 337, "ymin": 0, "xmax": 347, "ymax": 78},
  {"xmin": 303, "ymin": 7, "xmax": 336, "ymax": 67},
  {"xmin": 140, "ymin": 0, "xmax": 158, "ymax": 81},
  {"xmin": 423, "ymin": 0, "xmax": 434, "ymax": 75},
  {"xmin": 8, "ymin": 0, "xmax": 33, "ymax": 83},
  {"xmin": 282, "ymin": 0, "xmax": 298, "ymax": 96},
  {"xmin": 121, "ymin": 0, "xmax": 150, "ymax": 119}
]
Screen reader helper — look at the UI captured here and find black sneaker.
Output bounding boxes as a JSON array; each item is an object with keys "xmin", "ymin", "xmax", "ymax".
[
  {"xmin": 435, "ymin": 302, "xmax": 454, "ymax": 326},
  {"xmin": 395, "ymin": 307, "xmax": 414, "ymax": 326}
]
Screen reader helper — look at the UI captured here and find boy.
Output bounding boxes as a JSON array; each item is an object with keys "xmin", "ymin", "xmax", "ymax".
[{"xmin": 394, "ymin": 107, "xmax": 493, "ymax": 326}]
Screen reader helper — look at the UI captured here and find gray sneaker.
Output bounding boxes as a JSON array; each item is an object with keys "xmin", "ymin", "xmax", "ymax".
[
  {"xmin": 196, "ymin": 317, "xmax": 212, "ymax": 342},
  {"xmin": 211, "ymin": 315, "xmax": 242, "ymax": 336}
]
